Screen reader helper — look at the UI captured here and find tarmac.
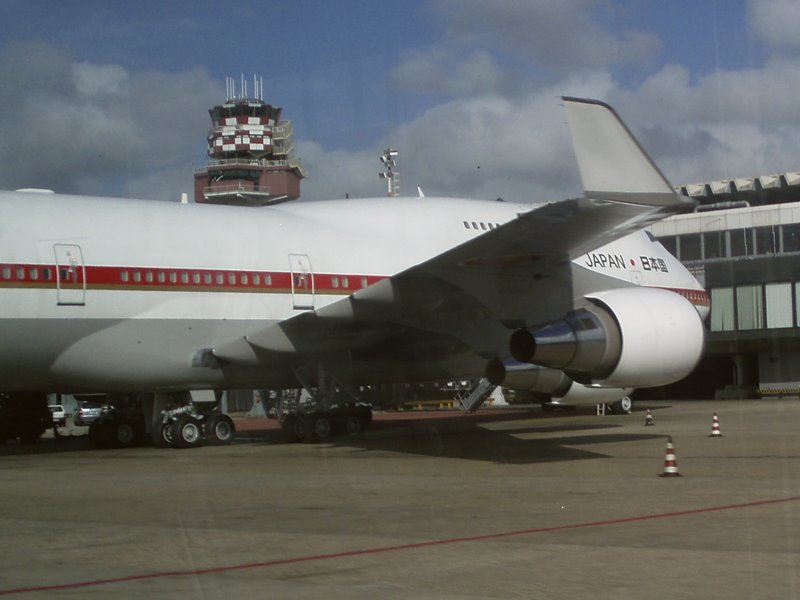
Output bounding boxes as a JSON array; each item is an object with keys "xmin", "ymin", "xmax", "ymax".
[{"xmin": 1, "ymin": 399, "xmax": 800, "ymax": 599}]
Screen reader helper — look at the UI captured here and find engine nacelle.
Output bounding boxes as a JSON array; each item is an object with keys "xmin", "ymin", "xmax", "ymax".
[
  {"xmin": 485, "ymin": 359, "xmax": 631, "ymax": 406},
  {"xmin": 509, "ymin": 287, "xmax": 704, "ymax": 388}
]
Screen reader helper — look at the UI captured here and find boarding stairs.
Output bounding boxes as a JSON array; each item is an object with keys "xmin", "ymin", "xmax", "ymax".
[{"xmin": 458, "ymin": 378, "xmax": 496, "ymax": 413}]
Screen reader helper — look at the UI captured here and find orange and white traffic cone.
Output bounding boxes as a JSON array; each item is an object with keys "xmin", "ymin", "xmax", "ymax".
[
  {"xmin": 644, "ymin": 409, "xmax": 655, "ymax": 426},
  {"xmin": 709, "ymin": 412, "xmax": 722, "ymax": 437},
  {"xmin": 659, "ymin": 436, "xmax": 682, "ymax": 477}
]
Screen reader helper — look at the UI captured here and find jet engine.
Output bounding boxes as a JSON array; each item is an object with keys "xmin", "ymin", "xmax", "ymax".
[
  {"xmin": 508, "ymin": 287, "xmax": 704, "ymax": 388},
  {"xmin": 485, "ymin": 358, "xmax": 631, "ymax": 407}
]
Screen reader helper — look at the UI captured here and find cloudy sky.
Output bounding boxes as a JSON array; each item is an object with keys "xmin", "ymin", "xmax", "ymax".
[{"xmin": 1, "ymin": 0, "xmax": 799, "ymax": 204}]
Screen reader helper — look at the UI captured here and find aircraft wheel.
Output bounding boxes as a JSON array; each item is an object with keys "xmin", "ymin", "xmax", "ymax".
[
  {"xmin": 611, "ymin": 396, "xmax": 633, "ymax": 414},
  {"xmin": 111, "ymin": 419, "xmax": 139, "ymax": 447},
  {"xmin": 171, "ymin": 415, "xmax": 203, "ymax": 449},
  {"xmin": 205, "ymin": 414, "xmax": 235, "ymax": 445},
  {"xmin": 306, "ymin": 415, "xmax": 331, "ymax": 442},
  {"xmin": 151, "ymin": 422, "xmax": 172, "ymax": 448},
  {"xmin": 344, "ymin": 414, "xmax": 362, "ymax": 435},
  {"xmin": 281, "ymin": 415, "xmax": 305, "ymax": 442}
]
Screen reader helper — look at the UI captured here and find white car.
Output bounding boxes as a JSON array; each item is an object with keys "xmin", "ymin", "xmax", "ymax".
[{"xmin": 48, "ymin": 405, "xmax": 66, "ymax": 426}]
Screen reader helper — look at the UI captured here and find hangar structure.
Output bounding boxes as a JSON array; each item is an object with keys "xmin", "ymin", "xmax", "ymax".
[{"xmin": 648, "ymin": 169, "xmax": 800, "ymax": 399}]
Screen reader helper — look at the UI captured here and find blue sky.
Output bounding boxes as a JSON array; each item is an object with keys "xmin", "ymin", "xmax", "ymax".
[{"xmin": 0, "ymin": 1, "xmax": 798, "ymax": 203}]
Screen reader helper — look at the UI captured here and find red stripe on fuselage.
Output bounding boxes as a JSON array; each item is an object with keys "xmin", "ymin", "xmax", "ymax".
[
  {"xmin": 0, "ymin": 262, "xmax": 710, "ymax": 312},
  {"xmin": 0, "ymin": 262, "xmax": 385, "ymax": 295}
]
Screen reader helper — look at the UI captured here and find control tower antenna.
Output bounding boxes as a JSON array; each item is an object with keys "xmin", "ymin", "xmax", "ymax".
[
  {"xmin": 379, "ymin": 148, "xmax": 400, "ymax": 197},
  {"xmin": 194, "ymin": 74, "xmax": 305, "ymax": 206}
]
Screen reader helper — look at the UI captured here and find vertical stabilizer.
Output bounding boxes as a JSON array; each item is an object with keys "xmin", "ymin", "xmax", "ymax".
[{"xmin": 562, "ymin": 97, "xmax": 691, "ymax": 208}]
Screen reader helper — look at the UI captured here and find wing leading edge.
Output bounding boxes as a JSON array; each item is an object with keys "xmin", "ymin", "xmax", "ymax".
[{"xmin": 210, "ymin": 98, "xmax": 693, "ymax": 378}]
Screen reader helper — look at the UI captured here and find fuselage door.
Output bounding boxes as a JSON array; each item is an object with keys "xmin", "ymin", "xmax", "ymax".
[
  {"xmin": 288, "ymin": 253, "xmax": 314, "ymax": 310},
  {"xmin": 54, "ymin": 244, "xmax": 86, "ymax": 306}
]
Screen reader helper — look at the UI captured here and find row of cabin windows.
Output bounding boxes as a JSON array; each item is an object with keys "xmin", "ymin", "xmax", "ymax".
[
  {"xmin": 0, "ymin": 266, "xmax": 369, "ymax": 291},
  {"xmin": 120, "ymin": 270, "xmax": 273, "ymax": 286},
  {"xmin": 330, "ymin": 275, "xmax": 368, "ymax": 289},
  {"xmin": 658, "ymin": 223, "xmax": 800, "ymax": 262},
  {"xmin": 710, "ymin": 282, "xmax": 800, "ymax": 332},
  {"xmin": 1, "ymin": 266, "xmax": 54, "ymax": 281},
  {"xmin": 118, "ymin": 270, "xmax": 369, "ymax": 290},
  {"xmin": 463, "ymin": 221, "xmax": 502, "ymax": 231}
]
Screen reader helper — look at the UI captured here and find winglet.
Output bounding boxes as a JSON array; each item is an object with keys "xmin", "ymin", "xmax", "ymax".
[{"xmin": 562, "ymin": 97, "xmax": 691, "ymax": 208}]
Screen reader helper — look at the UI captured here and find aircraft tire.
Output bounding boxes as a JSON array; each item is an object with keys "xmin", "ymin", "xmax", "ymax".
[
  {"xmin": 344, "ymin": 414, "xmax": 362, "ymax": 435},
  {"xmin": 610, "ymin": 396, "xmax": 633, "ymax": 415},
  {"xmin": 151, "ymin": 422, "xmax": 172, "ymax": 448},
  {"xmin": 205, "ymin": 414, "xmax": 235, "ymax": 445},
  {"xmin": 281, "ymin": 415, "xmax": 305, "ymax": 442},
  {"xmin": 108, "ymin": 419, "xmax": 138, "ymax": 448},
  {"xmin": 305, "ymin": 415, "xmax": 332, "ymax": 442},
  {"xmin": 171, "ymin": 415, "xmax": 203, "ymax": 449}
]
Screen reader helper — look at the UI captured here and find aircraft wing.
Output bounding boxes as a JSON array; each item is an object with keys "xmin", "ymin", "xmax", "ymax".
[{"xmin": 210, "ymin": 98, "xmax": 695, "ymax": 377}]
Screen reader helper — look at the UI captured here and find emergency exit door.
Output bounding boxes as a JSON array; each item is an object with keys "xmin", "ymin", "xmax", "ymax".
[
  {"xmin": 288, "ymin": 253, "xmax": 314, "ymax": 310},
  {"xmin": 54, "ymin": 244, "xmax": 86, "ymax": 306}
]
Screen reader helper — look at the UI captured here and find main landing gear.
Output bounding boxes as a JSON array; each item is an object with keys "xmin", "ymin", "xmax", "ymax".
[
  {"xmin": 280, "ymin": 402, "xmax": 373, "ymax": 443},
  {"xmin": 89, "ymin": 391, "xmax": 236, "ymax": 449}
]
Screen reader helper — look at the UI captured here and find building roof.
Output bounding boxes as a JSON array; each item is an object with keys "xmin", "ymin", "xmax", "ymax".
[{"xmin": 675, "ymin": 170, "xmax": 800, "ymax": 207}]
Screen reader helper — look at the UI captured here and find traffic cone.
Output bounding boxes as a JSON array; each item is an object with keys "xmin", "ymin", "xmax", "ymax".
[
  {"xmin": 709, "ymin": 412, "xmax": 722, "ymax": 437},
  {"xmin": 659, "ymin": 436, "xmax": 682, "ymax": 477},
  {"xmin": 644, "ymin": 409, "xmax": 655, "ymax": 426}
]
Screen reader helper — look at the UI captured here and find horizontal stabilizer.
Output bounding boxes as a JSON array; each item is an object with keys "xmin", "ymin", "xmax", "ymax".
[{"xmin": 562, "ymin": 97, "xmax": 690, "ymax": 208}]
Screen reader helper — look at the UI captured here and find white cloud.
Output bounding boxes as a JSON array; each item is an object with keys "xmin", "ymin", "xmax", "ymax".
[
  {"xmin": 392, "ymin": 48, "xmax": 507, "ymax": 96},
  {"xmin": 0, "ymin": 40, "xmax": 218, "ymax": 201},
  {"xmin": 429, "ymin": 0, "xmax": 661, "ymax": 70},
  {"xmin": 748, "ymin": 0, "xmax": 800, "ymax": 50}
]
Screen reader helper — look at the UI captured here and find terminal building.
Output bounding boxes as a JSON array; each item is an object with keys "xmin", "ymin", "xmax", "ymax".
[{"xmin": 647, "ymin": 170, "xmax": 800, "ymax": 399}]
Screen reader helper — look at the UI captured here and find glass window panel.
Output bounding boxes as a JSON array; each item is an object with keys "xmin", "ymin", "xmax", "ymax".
[
  {"xmin": 794, "ymin": 283, "xmax": 800, "ymax": 326},
  {"xmin": 783, "ymin": 224, "xmax": 800, "ymax": 253},
  {"xmin": 736, "ymin": 285, "xmax": 764, "ymax": 330},
  {"xmin": 729, "ymin": 229, "xmax": 750, "ymax": 257},
  {"xmin": 710, "ymin": 287, "xmax": 735, "ymax": 332},
  {"xmin": 754, "ymin": 226, "xmax": 777, "ymax": 255},
  {"xmin": 702, "ymin": 231, "xmax": 724, "ymax": 259},
  {"xmin": 680, "ymin": 233, "xmax": 701, "ymax": 260},
  {"xmin": 766, "ymin": 282, "xmax": 793, "ymax": 328}
]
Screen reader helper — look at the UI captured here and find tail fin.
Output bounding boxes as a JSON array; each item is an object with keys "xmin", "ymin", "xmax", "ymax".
[{"xmin": 562, "ymin": 97, "xmax": 692, "ymax": 208}]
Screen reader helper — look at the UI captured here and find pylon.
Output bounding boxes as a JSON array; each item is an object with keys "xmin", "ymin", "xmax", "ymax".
[
  {"xmin": 709, "ymin": 412, "xmax": 722, "ymax": 437},
  {"xmin": 644, "ymin": 409, "xmax": 655, "ymax": 426},
  {"xmin": 659, "ymin": 436, "xmax": 682, "ymax": 477}
]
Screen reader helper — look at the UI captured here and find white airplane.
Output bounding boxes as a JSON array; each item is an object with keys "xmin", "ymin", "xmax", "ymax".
[{"xmin": 0, "ymin": 98, "xmax": 708, "ymax": 448}]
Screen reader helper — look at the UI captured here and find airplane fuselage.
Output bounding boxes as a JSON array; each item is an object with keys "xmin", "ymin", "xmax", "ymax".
[{"xmin": 0, "ymin": 190, "xmax": 706, "ymax": 393}]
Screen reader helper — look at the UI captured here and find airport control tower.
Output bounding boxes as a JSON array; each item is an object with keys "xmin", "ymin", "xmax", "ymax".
[{"xmin": 194, "ymin": 76, "xmax": 305, "ymax": 206}]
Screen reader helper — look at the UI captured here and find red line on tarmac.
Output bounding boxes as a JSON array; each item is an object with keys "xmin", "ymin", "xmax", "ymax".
[{"xmin": 3, "ymin": 495, "xmax": 799, "ymax": 596}]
